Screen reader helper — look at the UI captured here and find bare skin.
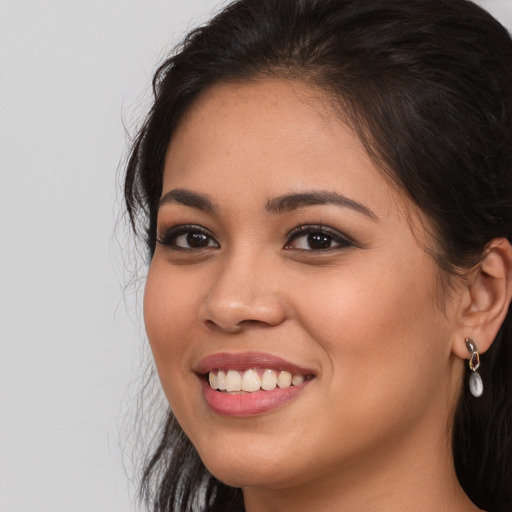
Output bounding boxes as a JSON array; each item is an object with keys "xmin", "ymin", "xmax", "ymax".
[{"xmin": 144, "ymin": 79, "xmax": 511, "ymax": 512}]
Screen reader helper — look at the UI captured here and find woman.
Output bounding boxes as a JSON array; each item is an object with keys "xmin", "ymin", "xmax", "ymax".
[{"xmin": 124, "ymin": 0, "xmax": 512, "ymax": 510}]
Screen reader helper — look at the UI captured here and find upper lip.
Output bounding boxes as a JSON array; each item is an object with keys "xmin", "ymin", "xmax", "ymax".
[{"xmin": 195, "ymin": 351, "xmax": 316, "ymax": 376}]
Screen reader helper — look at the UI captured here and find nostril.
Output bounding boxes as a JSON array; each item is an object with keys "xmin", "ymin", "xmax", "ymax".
[
  {"xmin": 239, "ymin": 319, "xmax": 267, "ymax": 327},
  {"xmin": 204, "ymin": 317, "xmax": 274, "ymax": 332},
  {"xmin": 204, "ymin": 319, "xmax": 220, "ymax": 330},
  {"xmin": 203, "ymin": 318, "xmax": 243, "ymax": 333}
]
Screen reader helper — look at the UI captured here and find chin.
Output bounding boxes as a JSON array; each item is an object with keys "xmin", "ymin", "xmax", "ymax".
[
  {"xmin": 196, "ymin": 441, "xmax": 301, "ymax": 489},
  {"xmin": 204, "ymin": 461, "xmax": 291, "ymax": 489}
]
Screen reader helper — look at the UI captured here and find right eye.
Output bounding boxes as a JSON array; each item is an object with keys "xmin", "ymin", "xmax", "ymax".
[{"xmin": 157, "ymin": 225, "xmax": 219, "ymax": 250}]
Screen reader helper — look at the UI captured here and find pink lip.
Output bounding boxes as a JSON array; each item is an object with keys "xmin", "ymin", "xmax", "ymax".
[
  {"xmin": 196, "ymin": 352, "xmax": 315, "ymax": 417},
  {"xmin": 195, "ymin": 351, "xmax": 315, "ymax": 375}
]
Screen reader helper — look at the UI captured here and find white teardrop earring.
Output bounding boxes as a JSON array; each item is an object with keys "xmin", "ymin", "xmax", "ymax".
[{"xmin": 465, "ymin": 337, "xmax": 483, "ymax": 398}]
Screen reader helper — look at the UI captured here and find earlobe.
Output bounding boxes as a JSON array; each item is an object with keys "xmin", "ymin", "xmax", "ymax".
[{"xmin": 452, "ymin": 237, "xmax": 512, "ymax": 359}]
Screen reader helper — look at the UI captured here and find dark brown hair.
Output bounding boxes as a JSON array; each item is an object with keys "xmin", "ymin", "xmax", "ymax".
[{"xmin": 124, "ymin": 1, "xmax": 512, "ymax": 510}]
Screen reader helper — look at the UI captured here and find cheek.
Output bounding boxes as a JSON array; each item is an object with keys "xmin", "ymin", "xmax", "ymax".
[
  {"xmin": 294, "ymin": 260, "xmax": 435, "ymax": 346},
  {"xmin": 143, "ymin": 263, "xmax": 208, "ymax": 437},
  {"xmin": 291, "ymin": 257, "xmax": 450, "ymax": 416},
  {"xmin": 143, "ymin": 261, "xmax": 199, "ymax": 378}
]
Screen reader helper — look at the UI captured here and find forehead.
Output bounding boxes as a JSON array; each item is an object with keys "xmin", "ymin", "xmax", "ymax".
[
  {"xmin": 167, "ymin": 79, "xmax": 344, "ymax": 164},
  {"xmin": 166, "ymin": 80, "xmax": 375, "ymax": 185},
  {"xmin": 162, "ymin": 79, "xmax": 415, "ymax": 223}
]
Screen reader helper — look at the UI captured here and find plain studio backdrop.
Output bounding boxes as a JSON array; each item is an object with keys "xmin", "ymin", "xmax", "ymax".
[{"xmin": 0, "ymin": 1, "xmax": 510, "ymax": 511}]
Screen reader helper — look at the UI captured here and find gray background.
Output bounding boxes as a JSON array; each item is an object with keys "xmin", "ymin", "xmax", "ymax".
[{"xmin": 0, "ymin": 0, "xmax": 510, "ymax": 511}]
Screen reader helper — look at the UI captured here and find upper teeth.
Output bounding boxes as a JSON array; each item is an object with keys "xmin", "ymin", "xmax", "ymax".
[{"xmin": 208, "ymin": 369, "xmax": 306, "ymax": 393}]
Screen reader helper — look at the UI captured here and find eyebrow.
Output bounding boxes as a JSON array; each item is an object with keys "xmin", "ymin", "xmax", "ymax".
[
  {"xmin": 265, "ymin": 191, "xmax": 378, "ymax": 220},
  {"xmin": 159, "ymin": 188, "xmax": 217, "ymax": 212},
  {"xmin": 158, "ymin": 188, "xmax": 377, "ymax": 220}
]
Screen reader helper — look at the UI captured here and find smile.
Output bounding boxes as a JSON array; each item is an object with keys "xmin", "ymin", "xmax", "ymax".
[
  {"xmin": 197, "ymin": 352, "xmax": 316, "ymax": 416},
  {"xmin": 208, "ymin": 368, "xmax": 310, "ymax": 393}
]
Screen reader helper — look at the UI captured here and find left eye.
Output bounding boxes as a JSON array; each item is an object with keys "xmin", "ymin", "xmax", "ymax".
[
  {"xmin": 174, "ymin": 231, "xmax": 217, "ymax": 249},
  {"xmin": 285, "ymin": 227, "xmax": 352, "ymax": 251},
  {"xmin": 157, "ymin": 226, "xmax": 219, "ymax": 250}
]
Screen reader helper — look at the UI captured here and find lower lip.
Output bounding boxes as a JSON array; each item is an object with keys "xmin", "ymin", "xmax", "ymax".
[{"xmin": 201, "ymin": 379, "xmax": 312, "ymax": 417}]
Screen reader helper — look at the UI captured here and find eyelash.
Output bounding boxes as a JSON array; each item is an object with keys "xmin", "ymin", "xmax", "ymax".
[
  {"xmin": 156, "ymin": 224, "xmax": 354, "ymax": 252},
  {"xmin": 284, "ymin": 224, "xmax": 354, "ymax": 251},
  {"xmin": 156, "ymin": 225, "xmax": 219, "ymax": 251}
]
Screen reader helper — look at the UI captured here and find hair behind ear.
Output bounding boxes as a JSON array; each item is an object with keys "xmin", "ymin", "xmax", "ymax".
[{"xmin": 453, "ymin": 306, "xmax": 512, "ymax": 511}]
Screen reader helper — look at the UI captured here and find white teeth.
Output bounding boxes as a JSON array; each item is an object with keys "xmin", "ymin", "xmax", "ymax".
[
  {"xmin": 261, "ymin": 369, "xmax": 277, "ymax": 390},
  {"xmin": 208, "ymin": 368, "xmax": 309, "ymax": 392},
  {"xmin": 292, "ymin": 374, "xmax": 305, "ymax": 386},
  {"xmin": 217, "ymin": 370, "xmax": 227, "ymax": 391},
  {"xmin": 225, "ymin": 369, "xmax": 242, "ymax": 392},
  {"xmin": 241, "ymin": 369, "xmax": 261, "ymax": 392},
  {"xmin": 277, "ymin": 370, "xmax": 292, "ymax": 389},
  {"xmin": 209, "ymin": 372, "xmax": 218, "ymax": 389}
]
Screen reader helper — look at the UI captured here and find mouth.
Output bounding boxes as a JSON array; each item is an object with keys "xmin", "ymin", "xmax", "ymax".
[
  {"xmin": 207, "ymin": 368, "xmax": 314, "ymax": 393},
  {"xmin": 196, "ymin": 352, "xmax": 316, "ymax": 416}
]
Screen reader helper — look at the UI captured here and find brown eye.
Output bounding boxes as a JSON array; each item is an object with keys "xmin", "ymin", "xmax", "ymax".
[
  {"xmin": 157, "ymin": 225, "xmax": 219, "ymax": 250},
  {"xmin": 186, "ymin": 232, "xmax": 211, "ymax": 248},
  {"xmin": 173, "ymin": 230, "xmax": 218, "ymax": 249},
  {"xmin": 306, "ymin": 233, "xmax": 332, "ymax": 250},
  {"xmin": 285, "ymin": 226, "xmax": 353, "ymax": 251}
]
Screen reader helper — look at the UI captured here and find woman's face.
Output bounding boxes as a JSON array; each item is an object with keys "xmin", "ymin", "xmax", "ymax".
[{"xmin": 144, "ymin": 79, "xmax": 464, "ymax": 491}]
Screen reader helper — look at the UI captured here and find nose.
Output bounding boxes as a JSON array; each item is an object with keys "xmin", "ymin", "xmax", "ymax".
[{"xmin": 198, "ymin": 251, "xmax": 287, "ymax": 333}]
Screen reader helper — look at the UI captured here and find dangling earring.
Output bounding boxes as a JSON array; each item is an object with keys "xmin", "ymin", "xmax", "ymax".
[{"xmin": 465, "ymin": 338, "xmax": 483, "ymax": 397}]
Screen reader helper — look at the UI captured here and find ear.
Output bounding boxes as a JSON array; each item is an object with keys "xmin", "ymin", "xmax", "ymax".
[{"xmin": 452, "ymin": 237, "xmax": 512, "ymax": 359}]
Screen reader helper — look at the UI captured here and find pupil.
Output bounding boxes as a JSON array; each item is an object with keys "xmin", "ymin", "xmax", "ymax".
[
  {"xmin": 187, "ymin": 232, "xmax": 209, "ymax": 248},
  {"xmin": 308, "ymin": 233, "xmax": 331, "ymax": 249}
]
